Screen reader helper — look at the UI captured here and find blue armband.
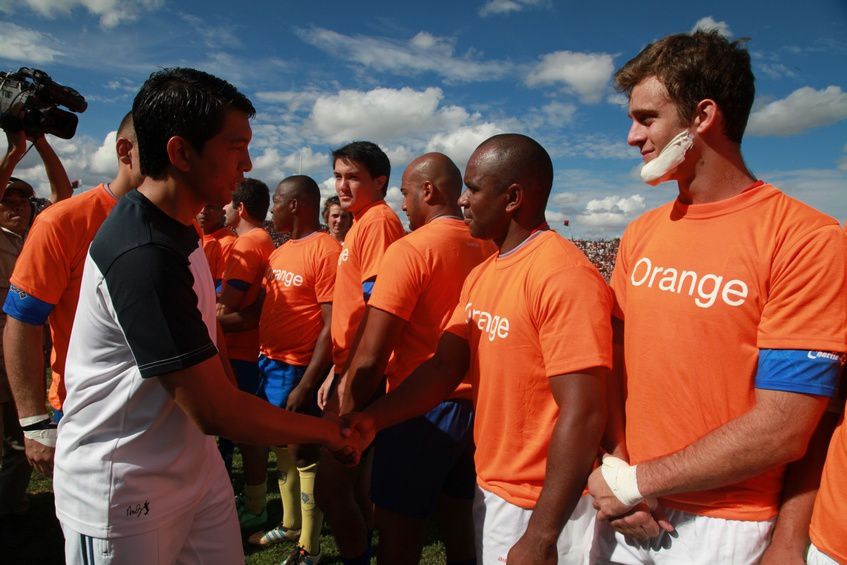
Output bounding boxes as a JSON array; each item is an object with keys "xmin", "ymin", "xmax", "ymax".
[
  {"xmin": 215, "ymin": 279, "xmax": 223, "ymax": 294},
  {"xmin": 362, "ymin": 279, "xmax": 375, "ymax": 302},
  {"xmin": 755, "ymin": 349, "xmax": 843, "ymax": 398},
  {"xmin": 2, "ymin": 285, "xmax": 54, "ymax": 325},
  {"xmin": 226, "ymin": 279, "xmax": 250, "ymax": 292}
]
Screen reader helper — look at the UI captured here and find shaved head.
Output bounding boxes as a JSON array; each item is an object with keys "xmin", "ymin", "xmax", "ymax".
[
  {"xmin": 277, "ymin": 174, "xmax": 321, "ymax": 211},
  {"xmin": 405, "ymin": 152, "xmax": 463, "ymax": 202},
  {"xmin": 471, "ymin": 134, "xmax": 553, "ymax": 203}
]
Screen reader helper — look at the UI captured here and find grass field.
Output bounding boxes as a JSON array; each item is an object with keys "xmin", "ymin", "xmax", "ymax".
[{"xmin": 8, "ymin": 450, "xmax": 448, "ymax": 564}]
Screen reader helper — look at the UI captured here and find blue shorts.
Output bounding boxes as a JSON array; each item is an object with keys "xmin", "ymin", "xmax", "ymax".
[
  {"xmin": 231, "ymin": 359, "xmax": 260, "ymax": 395},
  {"xmin": 371, "ymin": 398, "xmax": 476, "ymax": 519},
  {"xmin": 257, "ymin": 355, "xmax": 319, "ymax": 416}
]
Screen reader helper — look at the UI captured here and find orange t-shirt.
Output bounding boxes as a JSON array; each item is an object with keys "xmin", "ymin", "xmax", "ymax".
[
  {"xmin": 201, "ymin": 234, "xmax": 223, "ymax": 281},
  {"xmin": 330, "ymin": 200, "xmax": 404, "ymax": 371},
  {"xmin": 259, "ymin": 232, "xmax": 340, "ymax": 366},
  {"xmin": 210, "ymin": 227, "xmax": 236, "ymax": 260},
  {"xmin": 611, "ymin": 183, "xmax": 847, "ymax": 521},
  {"xmin": 445, "ymin": 230, "xmax": 612, "ymax": 508},
  {"xmin": 369, "ymin": 218, "xmax": 495, "ymax": 399},
  {"xmin": 810, "ymin": 398, "xmax": 847, "ymax": 563},
  {"xmin": 221, "ymin": 227, "xmax": 275, "ymax": 362},
  {"xmin": 9, "ymin": 184, "xmax": 119, "ymax": 410}
]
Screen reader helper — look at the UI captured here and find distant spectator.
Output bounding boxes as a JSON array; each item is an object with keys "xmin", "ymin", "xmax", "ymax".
[{"xmin": 322, "ymin": 195, "xmax": 353, "ymax": 244}]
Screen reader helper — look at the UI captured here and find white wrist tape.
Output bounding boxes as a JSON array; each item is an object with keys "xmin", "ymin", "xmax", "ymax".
[
  {"xmin": 19, "ymin": 413, "xmax": 50, "ymax": 427},
  {"xmin": 23, "ymin": 427, "xmax": 57, "ymax": 448},
  {"xmin": 600, "ymin": 455, "xmax": 643, "ymax": 507}
]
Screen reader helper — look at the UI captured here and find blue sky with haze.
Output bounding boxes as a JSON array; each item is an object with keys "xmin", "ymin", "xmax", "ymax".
[{"xmin": 1, "ymin": 0, "xmax": 845, "ymax": 235}]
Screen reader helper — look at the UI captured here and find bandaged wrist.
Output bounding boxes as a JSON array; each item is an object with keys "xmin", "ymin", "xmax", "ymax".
[
  {"xmin": 600, "ymin": 456, "xmax": 643, "ymax": 507},
  {"xmin": 19, "ymin": 414, "xmax": 51, "ymax": 428},
  {"xmin": 23, "ymin": 427, "xmax": 57, "ymax": 447}
]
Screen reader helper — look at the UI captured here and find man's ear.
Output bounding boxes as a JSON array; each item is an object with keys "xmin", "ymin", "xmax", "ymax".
[
  {"xmin": 421, "ymin": 181, "xmax": 436, "ymax": 204},
  {"xmin": 693, "ymin": 98, "xmax": 719, "ymax": 135},
  {"xmin": 166, "ymin": 136, "xmax": 192, "ymax": 173},
  {"xmin": 115, "ymin": 137, "xmax": 133, "ymax": 165},
  {"xmin": 504, "ymin": 183, "xmax": 523, "ymax": 214}
]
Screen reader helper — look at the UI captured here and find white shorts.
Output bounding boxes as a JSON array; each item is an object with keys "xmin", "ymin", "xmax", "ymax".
[
  {"xmin": 590, "ymin": 506, "xmax": 774, "ymax": 565},
  {"xmin": 807, "ymin": 543, "xmax": 840, "ymax": 565},
  {"xmin": 61, "ymin": 477, "xmax": 242, "ymax": 565},
  {"xmin": 473, "ymin": 485, "xmax": 595, "ymax": 565}
]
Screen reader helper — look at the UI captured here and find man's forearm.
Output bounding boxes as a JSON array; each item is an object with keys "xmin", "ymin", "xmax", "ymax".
[
  {"xmin": 4, "ymin": 318, "xmax": 47, "ymax": 417},
  {"xmin": 301, "ymin": 324, "xmax": 333, "ymax": 391},
  {"xmin": 34, "ymin": 137, "xmax": 72, "ymax": 203},
  {"xmin": 636, "ymin": 390, "xmax": 827, "ymax": 500},
  {"xmin": 524, "ymin": 399, "xmax": 606, "ymax": 544}
]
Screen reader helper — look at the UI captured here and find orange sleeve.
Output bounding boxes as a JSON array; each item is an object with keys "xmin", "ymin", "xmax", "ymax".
[
  {"xmin": 222, "ymin": 235, "xmax": 263, "ymax": 285},
  {"xmin": 10, "ymin": 213, "xmax": 70, "ymax": 304},
  {"xmin": 758, "ymin": 225, "xmax": 847, "ymax": 351},
  {"xmin": 369, "ymin": 240, "xmax": 425, "ymax": 321},
  {"xmin": 314, "ymin": 239, "xmax": 340, "ymax": 303},
  {"xmin": 609, "ymin": 226, "xmax": 632, "ymax": 321},
  {"xmin": 532, "ymin": 264, "xmax": 614, "ymax": 377},
  {"xmin": 354, "ymin": 212, "xmax": 404, "ymax": 283}
]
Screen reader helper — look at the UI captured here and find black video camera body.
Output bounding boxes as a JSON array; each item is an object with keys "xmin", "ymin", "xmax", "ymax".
[{"xmin": 0, "ymin": 67, "xmax": 87, "ymax": 139}]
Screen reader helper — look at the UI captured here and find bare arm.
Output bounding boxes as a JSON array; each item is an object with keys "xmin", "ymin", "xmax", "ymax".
[
  {"xmin": 761, "ymin": 408, "xmax": 840, "ymax": 564},
  {"xmin": 3, "ymin": 317, "xmax": 53, "ymax": 474},
  {"xmin": 216, "ymin": 288, "xmax": 263, "ymax": 332},
  {"xmin": 159, "ymin": 353, "xmax": 352, "ymax": 451},
  {"xmin": 339, "ymin": 306, "xmax": 405, "ymax": 413},
  {"xmin": 0, "ymin": 130, "xmax": 27, "ymax": 199},
  {"xmin": 508, "ymin": 368, "xmax": 607, "ymax": 564},
  {"xmin": 33, "ymin": 136, "xmax": 72, "ymax": 203},
  {"xmin": 286, "ymin": 303, "xmax": 335, "ymax": 412},
  {"xmin": 591, "ymin": 387, "xmax": 827, "ymax": 519}
]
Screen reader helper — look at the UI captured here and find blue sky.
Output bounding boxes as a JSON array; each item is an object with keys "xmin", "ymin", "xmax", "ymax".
[{"xmin": 1, "ymin": 0, "xmax": 845, "ymax": 236}]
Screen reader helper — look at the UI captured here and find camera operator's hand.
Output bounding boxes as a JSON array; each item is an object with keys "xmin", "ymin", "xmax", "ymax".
[{"xmin": 0, "ymin": 129, "xmax": 28, "ymax": 200}]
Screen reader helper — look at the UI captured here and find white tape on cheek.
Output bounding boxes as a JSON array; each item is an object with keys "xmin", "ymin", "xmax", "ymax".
[
  {"xmin": 600, "ymin": 459, "xmax": 643, "ymax": 507},
  {"xmin": 23, "ymin": 428, "xmax": 57, "ymax": 448}
]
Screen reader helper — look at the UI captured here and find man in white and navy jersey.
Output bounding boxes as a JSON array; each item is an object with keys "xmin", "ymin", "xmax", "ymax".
[{"xmin": 54, "ymin": 67, "xmax": 361, "ymax": 565}]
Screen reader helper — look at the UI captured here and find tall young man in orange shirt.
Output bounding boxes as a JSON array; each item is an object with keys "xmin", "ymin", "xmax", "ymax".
[
  {"xmin": 340, "ymin": 152, "xmax": 494, "ymax": 564},
  {"xmin": 217, "ymin": 178, "xmax": 276, "ymax": 522},
  {"xmin": 3, "ymin": 112, "xmax": 143, "ymax": 478},
  {"xmin": 315, "ymin": 141, "xmax": 405, "ymax": 565},
  {"xmin": 587, "ymin": 31, "xmax": 847, "ymax": 564},
  {"xmin": 236, "ymin": 175, "xmax": 340, "ymax": 565},
  {"xmin": 346, "ymin": 134, "xmax": 612, "ymax": 564}
]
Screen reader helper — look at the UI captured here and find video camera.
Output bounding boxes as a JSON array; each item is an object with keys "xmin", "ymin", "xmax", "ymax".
[{"xmin": 0, "ymin": 67, "xmax": 87, "ymax": 139}]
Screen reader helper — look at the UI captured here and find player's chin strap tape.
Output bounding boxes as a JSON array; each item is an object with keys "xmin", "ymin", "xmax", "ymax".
[
  {"xmin": 19, "ymin": 414, "xmax": 57, "ymax": 447},
  {"xmin": 600, "ymin": 454, "xmax": 644, "ymax": 507}
]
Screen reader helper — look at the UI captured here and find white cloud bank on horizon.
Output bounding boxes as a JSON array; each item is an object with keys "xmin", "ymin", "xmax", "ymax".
[{"xmin": 748, "ymin": 86, "xmax": 847, "ymax": 136}]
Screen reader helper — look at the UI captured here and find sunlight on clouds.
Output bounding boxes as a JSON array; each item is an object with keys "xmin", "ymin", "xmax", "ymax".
[
  {"xmin": 748, "ymin": 86, "xmax": 847, "ymax": 136},
  {"xmin": 479, "ymin": 0, "xmax": 549, "ymax": 17},
  {"xmin": 691, "ymin": 16, "xmax": 732, "ymax": 38},
  {"xmin": 297, "ymin": 27, "xmax": 513, "ymax": 83},
  {"xmin": 526, "ymin": 51, "xmax": 615, "ymax": 103},
  {"xmin": 426, "ymin": 123, "xmax": 503, "ymax": 171},
  {"xmin": 311, "ymin": 87, "xmax": 469, "ymax": 145},
  {"xmin": 6, "ymin": 0, "xmax": 164, "ymax": 28},
  {"xmin": 0, "ymin": 22, "xmax": 62, "ymax": 64},
  {"xmin": 89, "ymin": 131, "xmax": 117, "ymax": 175}
]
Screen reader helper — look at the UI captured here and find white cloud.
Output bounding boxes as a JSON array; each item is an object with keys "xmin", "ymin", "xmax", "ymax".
[
  {"xmin": 579, "ymin": 194, "xmax": 646, "ymax": 228},
  {"xmin": 250, "ymin": 146, "xmax": 329, "ymax": 187},
  {"xmin": 296, "ymin": 27, "xmax": 514, "ymax": 83},
  {"xmin": 4, "ymin": 0, "xmax": 164, "ymax": 28},
  {"xmin": 426, "ymin": 123, "xmax": 504, "ymax": 171},
  {"xmin": 310, "ymin": 87, "xmax": 470, "ymax": 145},
  {"xmin": 479, "ymin": 0, "xmax": 549, "ymax": 17},
  {"xmin": 550, "ymin": 191, "xmax": 579, "ymax": 206},
  {"xmin": 747, "ymin": 86, "xmax": 847, "ymax": 136},
  {"xmin": 255, "ymin": 90, "xmax": 322, "ymax": 112},
  {"xmin": 541, "ymin": 102, "xmax": 577, "ymax": 127},
  {"xmin": 526, "ymin": 51, "xmax": 615, "ymax": 103},
  {"xmin": 0, "ymin": 22, "xmax": 62, "ymax": 63},
  {"xmin": 691, "ymin": 16, "xmax": 732, "ymax": 38},
  {"xmin": 89, "ymin": 131, "xmax": 117, "ymax": 175}
]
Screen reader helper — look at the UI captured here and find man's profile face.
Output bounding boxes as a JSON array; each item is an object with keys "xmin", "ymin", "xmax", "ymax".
[
  {"xmin": 222, "ymin": 201, "xmax": 239, "ymax": 228},
  {"xmin": 186, "ymin": 109, "xmax": 253, "ymax": 207},
  {"xmin": 400, "ymin": 168, "xmax": 425, "ymax": 232},
  {"xmin": 196, "ymin": 204, "xmax": 224, "ymax": 234},
  {"xmin": 270, "ymin": 183, "xmax": 294, "ymax": 234},
  {"xmin": 334, "ymin": 158, "xmax": 384, "ymax": 215},
  {"xmin": 626, "ymin": 76, "xmax": 690, "ymax": 170},
  {"xmin": 459, "ymin": 150, "xmax": 509, "ymax": 241}
]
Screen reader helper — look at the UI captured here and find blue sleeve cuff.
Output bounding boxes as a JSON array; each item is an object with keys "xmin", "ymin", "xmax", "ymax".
[
  {"xmin": 215, "ymin": 279, "xmax": 222, "ymax": 294},
  {"xmin": 755, "ymin": 349, "xmax": 842, "ymax": 398},
  {"xmin": 226, "ymin": 279, "xmax": 250, "ymax": 292},
  {"xmin": 362, "ymin": 279, "xmax": 375, "ymax": 302},
  {"xmin": 2, "ymin": 285, "xmax": 54, "ymax": 325}
]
